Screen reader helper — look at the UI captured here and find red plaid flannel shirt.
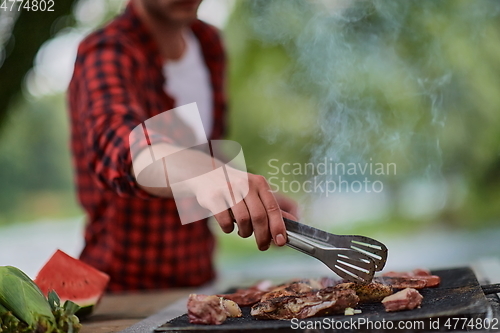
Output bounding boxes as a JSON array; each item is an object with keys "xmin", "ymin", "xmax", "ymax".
[{"xmin": 68, "ymin": 2, "xmax": 226, "ymax": 291}]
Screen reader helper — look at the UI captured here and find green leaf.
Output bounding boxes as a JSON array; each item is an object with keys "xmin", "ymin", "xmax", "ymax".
[
  {"xmin": 0, "ymin": 266, "xmax": 54, "ymax": 326},
  {"xmin": 63, "ymin": 301, "xmax": 80, "ymax": 316},
  {"xmin": 48, "ymin": 290, "xmax": 60, "ymax": 311}
]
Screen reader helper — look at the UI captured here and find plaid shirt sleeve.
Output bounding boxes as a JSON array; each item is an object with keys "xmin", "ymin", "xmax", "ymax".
[{"xmin": 74, "ymin": 36, "xmax": 162, "ymax": 199}]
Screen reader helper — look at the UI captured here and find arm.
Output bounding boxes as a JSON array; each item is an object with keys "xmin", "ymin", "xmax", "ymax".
[
  {"xmin": 74, "ymin": 36, "xmax": 295, "ymax": 250},
  {"xmin": 72, "ymin": 37, "xmax": 160, "ymax": 199},
  {"xmin": 132, "ymin": 141, "xmax": 296, "ymax": 250}
]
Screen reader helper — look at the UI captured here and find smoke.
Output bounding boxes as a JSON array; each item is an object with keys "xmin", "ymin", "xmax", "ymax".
[{"xmin": 246, "ymin": 0, "xmax": 500, "ymax": 181}]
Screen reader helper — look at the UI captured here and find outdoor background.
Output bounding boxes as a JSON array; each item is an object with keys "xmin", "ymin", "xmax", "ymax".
[{"xmin": 0, "ymin": 0, "xmax": 499, "ymax": 282}]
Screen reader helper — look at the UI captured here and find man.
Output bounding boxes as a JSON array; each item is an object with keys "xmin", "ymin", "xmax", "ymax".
[{"xmin": 68, "ymin": 0, "xmax": 297, "ymax": 291}]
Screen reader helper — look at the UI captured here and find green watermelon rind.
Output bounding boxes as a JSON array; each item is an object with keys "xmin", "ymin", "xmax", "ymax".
[
  {"xmin": 75, "ymin": 305, "xmax": 94, "ymax": 318},
  {"xmin": 62, "ymin": 297, "xmax": 100, "ymax": 318}
]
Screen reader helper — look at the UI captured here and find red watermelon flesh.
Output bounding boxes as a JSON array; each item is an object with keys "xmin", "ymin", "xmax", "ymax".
[{"xmin": 34, "ymin": 250, "xmax": 109, "ymax": 315}]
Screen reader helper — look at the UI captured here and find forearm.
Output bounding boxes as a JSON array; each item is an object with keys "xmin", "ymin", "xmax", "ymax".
[{"xmin": 132, "ymin": 142, "xmax": 219, "ymax": 198}]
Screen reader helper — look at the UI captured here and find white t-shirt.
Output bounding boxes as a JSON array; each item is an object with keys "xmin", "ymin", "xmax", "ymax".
[{"xmin": 163, "ymin": 30, "xmax": 213, "ymax": 144}]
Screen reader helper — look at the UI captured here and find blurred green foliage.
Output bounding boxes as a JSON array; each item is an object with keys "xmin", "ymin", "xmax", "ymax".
[
  {"xmin": 225, "ymin": 0, "xmax": 500, "ymax": 229},
  {"xmin": 0, "ymin": 95, "xmax": 80, "ymax": 224}
]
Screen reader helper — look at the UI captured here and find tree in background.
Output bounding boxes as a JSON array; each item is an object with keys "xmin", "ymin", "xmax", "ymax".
[{"xmin": 0, "ymin": 0, "xmax": 122, "ymax": 223}]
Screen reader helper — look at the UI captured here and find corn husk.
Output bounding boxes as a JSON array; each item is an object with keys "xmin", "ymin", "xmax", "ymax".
[
  {"xmin": 1, "ymin": 302, "xmax": 26, "ymax": 332},
  {"xmin": 0, "ymin": 266, "xmax": 54, "ymax": 327},
  {"xmin": 0, "ymin": 303, "xmax": 8, "ymax": 315}
]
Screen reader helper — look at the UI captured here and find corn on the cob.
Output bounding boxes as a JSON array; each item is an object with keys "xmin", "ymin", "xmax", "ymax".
[
  {"xmin": 0, "ymin": 266, "xmax": 81, "ymax": 333},
  {"xmin": 0, "ymin": 266, "xmax": 54, "ymax": 327}
]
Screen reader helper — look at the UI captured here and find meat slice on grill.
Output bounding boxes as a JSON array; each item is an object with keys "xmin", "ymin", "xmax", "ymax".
[
  {"xmin": 217, "ymin": 289, "xmax": 267, "ymax": 307},
  {"xmin": 219, "ymin": 278, "xmax": 342, "ymax": 307},
  {"xmin": 411, "ymin": 268, "xmax": 432, "ymax": 276},
  {"xmin": 187, "ymin": 294, "xmax": 242, "ymax": 325},
  {"xmin": 260, "ymin": 281, "xmax": 315, "ymax": 302},
  {"xmin": 251, "ymin": 287, "xmax": 359, "ymax": 320},
  {"xmin": 381, "ymin": 269, "xmax": 441, "ymax": 288},
  {"xmin": 421, "ymin": 275, "xmax": 440, "ymax": 287},
  {"xmin": 319, "ymin": 276, "xmax": 342, "ymax": 288},
  {"xmin": 218, "ymin": 280, "xmax": 273, "ymax": 306},
  {"xmin": 382, "ymin": 288, "xmax": 423, "ymax": 312},
  {"xmin": 334, "ymin": 282, "xmax": 393, "ymax": 303},
  {"xmin": 375, "ymin": 276, "xmax": 428, "ymax": 289}
]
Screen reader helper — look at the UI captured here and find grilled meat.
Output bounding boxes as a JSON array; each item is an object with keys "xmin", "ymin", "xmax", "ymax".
[
  {"xmin": 381, "ymin": 269, "xmax": 441, "ymax": 288},
  {"xmin": 420, "ymin": 275, "xmax": 440, "ymax": 287},
  {"xmin": 218, "ymin": 280, "xmax": 273, "ymax": 306},
  {"xmin": 382, "ymin": 288, "xmax": 423, "ymax": 312},
  {"xmin": 260, "ymin": 277, "xmax": 344, "ymax": 302},
  {"xmin": 251, "ymin": 287, "xmax": 359, "ymax": 320},
  {"xmin": 187, "ymin": 294, "xmax": 242, "ymax": 325},
  {"xmin": 375, "ymin": 276, "xmax": 428, "ymax": 289},
  {"xmin": 319, "ymin": 276, "xmax": 341, "ymax": 288},
  {"xmin": 334, "ymin": 282, "xmax": 393, "ymax": 303},
  {"xmin": 217, "ymin": 289, "xmax": 267, "ymax": 307},
  {"xmin": 411, "ymin": 268, "xmax": 431, "ymax": 276},
  {"xmin": 190, "ymin": 270, "xmax": 439, "ymax": 324},
  {"xmin": 261, "ymin": 281, "xmax": 315, "ymax": 302}
]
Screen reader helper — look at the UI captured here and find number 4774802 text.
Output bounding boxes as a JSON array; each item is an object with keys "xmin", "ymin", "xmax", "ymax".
[{"xmin": 0, "ymin": 0, "xmax": 55, "ymax": 12}]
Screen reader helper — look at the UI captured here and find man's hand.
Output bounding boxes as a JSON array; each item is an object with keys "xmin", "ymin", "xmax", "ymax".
[
  {"xmin": 192, "ymin": 170, "xmax": 296, "ymax": 251},
  {"xmin": 274, "ymin": 192, "xmax": 299, "ymax": 219},
  {"xmin": 134, "ymin": 143, "xmax": 298, "ymax": 251}
]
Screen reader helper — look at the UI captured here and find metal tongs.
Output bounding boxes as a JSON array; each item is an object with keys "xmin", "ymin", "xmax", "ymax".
[{"xmin": 284, "ymin": 218, "xmax": 388, "ymax": 284}]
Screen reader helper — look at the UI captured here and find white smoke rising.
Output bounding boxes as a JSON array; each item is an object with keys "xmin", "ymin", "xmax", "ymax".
[{"xmin": 246, "ymin": 0, "xmax": 500, "ymax": 183}]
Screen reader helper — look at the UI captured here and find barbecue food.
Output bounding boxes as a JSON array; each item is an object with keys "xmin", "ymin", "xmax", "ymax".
[
  {"xmin": 218, "ymin": 280, "xmax": 272, "ymax": 306},
  {"xmin": 335, "ymin": 282, "xmax": 393, "ymax": 303},
  {"xmin": 381, "ymin": 269, "xmax": 441, "ymax": 288},
  {"xmin": 259, "ymin": 277, "xmax": 343, "ymax": 302},
  {"xmin": 381, "ymin": 288, "xmax": 423, "ymax": 312},
  {"xmin": 217, "ymin": 288, "xmax": 266, "ymax": 307},
  {"xmin": 220, "ymin": 279, "xmax": 332, "ymax": 306},
  {"xmin": 411, "ymin": 268, "xmax": 431, "ymax": 276},
  {"xmin": 187, "ymin": 294, "xmax": 242, "ymax": 325},
  {"xmin": 261, "ymin": 281, "xmax": 316, "ymax": 302},
  {"xmin": 188, "ymin": 270, "xmax": 440, "ymax": 324},
  {"xmin": 375, "ymin": 276, "xmax": 428, "ymax": 289},
  {"xmin": 319, "ymin": 276, "xmax": 341, "ymax": 288},
  {"xmin": 421, "ymin": 275, "xmax": 440, "ymax": 287},
  {"xmin": 251, "ymin": 287, "xmax": 359, "ymax": 320}
]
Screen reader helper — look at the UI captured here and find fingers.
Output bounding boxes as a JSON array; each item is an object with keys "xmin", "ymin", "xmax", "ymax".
[
  {"xmin": 256, "ymin": 178, "xmax": 287, "ymax": 247},
  {"xmin": 281, "ymin": 210, "xmax": 298, "ymax": 222},
  {"xmin": 275, "ymin": 193, "xmax": 299, "ymax": 218},
  {"xmin": 231, "ymin": 200, "xmax": 252, "ymax": 238},
  {"xmin": 244, "ymin": 192, "xmax": 271, "ymax": 251},
  {"xmin": 214, "ymin": 209, "xmax": 234, "ymax": 234},
  {"xmin": 208, "ymin": 173, "xmax": 295, "ymax": 251}
]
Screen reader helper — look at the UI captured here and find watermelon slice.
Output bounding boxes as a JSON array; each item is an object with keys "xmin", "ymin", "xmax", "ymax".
[{"xmin": 34, "ymin": 250, "xmax": 110, "ymax": 317}]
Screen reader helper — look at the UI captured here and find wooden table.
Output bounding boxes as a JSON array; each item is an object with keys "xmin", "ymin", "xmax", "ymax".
[{"xmin": 80, "ymin": 288, "xmax": 194, "ymax": 333}]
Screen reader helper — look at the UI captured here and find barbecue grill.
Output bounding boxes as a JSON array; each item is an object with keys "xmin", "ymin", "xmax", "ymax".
[{"xmin": 119, "ymin": 261, "xmax": 500, "ymax": 333}]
